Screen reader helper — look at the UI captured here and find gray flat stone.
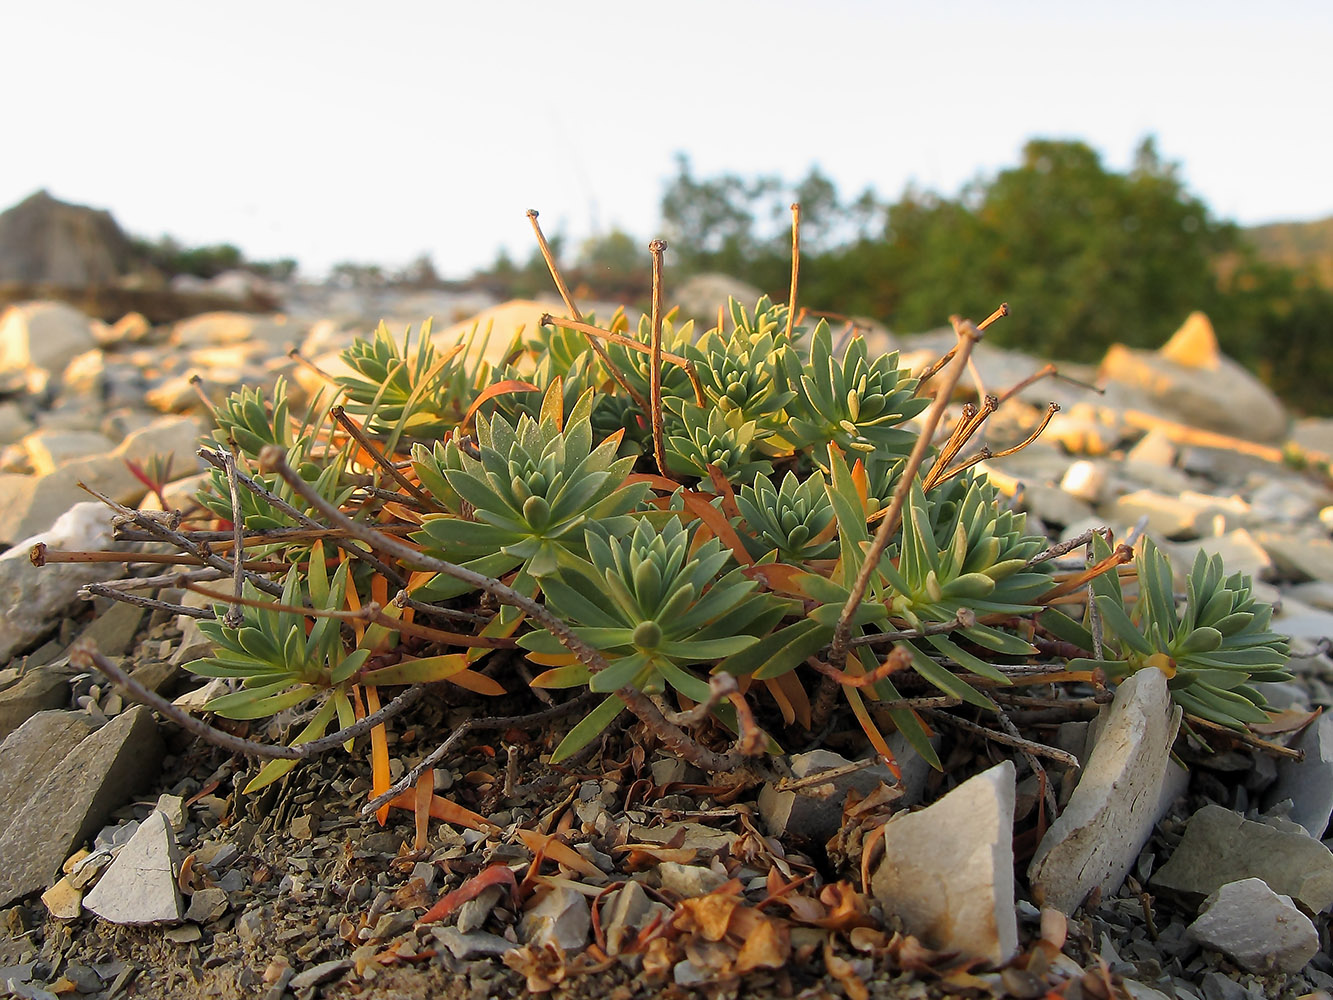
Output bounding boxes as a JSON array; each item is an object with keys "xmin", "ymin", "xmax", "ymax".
[
  {"xmin": 871, "ymin": 760, "xmax": 1017, "ymax": 965},
  {"xmin": 1265, "ymin": 713, "xmax": 1333, "ymax": 838},
  {"xmin": 1151, "ymin": 803, "xmax": 1333, "ymax": 914},
  {"xmin": 656, "ymin": 862, "xmax": 727, "ymax": 898},
  {"xmin": 1187, "ymin": 878, "xmax": 1319, "ymax": 974},
  {"xmin": 1030, "ymin": 668, "xmax": 1182, "ymax": 913},
  {"xmin": 72, "ymin": 602, "xmax": 145, "ymax": 660},
  {"xmin": 0, "ymin": 705, "xmax": 163, "ymax": 906},
  {"xmin": 758, "ymin": 743, "xmax": 927, "ymax": 842},
  {"xmin": 517, "ymin": 884, "xmax": 590, "ymax": 952},
  {"xmin": 0, "ymin": 501, "xmax": 124, "ymax": 660},
  {"xmin": 82, "ymin": 810, "xmax": 182, "ymax": 924},
  {"xmin": 0, "ymin": 711, "xmax": 98, "ymax": 842},
  {"xmin": 0, "ymin": 666, "xmax": 72, "ymax": 740},
  {"xmin": 603, "ymin": 880, "xmax": 669, "ymax": 956}
]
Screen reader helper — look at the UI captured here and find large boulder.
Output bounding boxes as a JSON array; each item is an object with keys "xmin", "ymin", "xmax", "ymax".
[
  {"xmin": 0, "ymin": 301, "xmax": 101, "ymax": 376},
  {"xmin": 0, "ymin": 501, "xmax": 123, "ymax": 661},
  {"xmin": 670, "ymin": 273, "xmax": 766, "ymax": 325},
  {"xmin": 1098, "ymin": 312, "xmax": 1287, "ymax": 443},
  {"xmin": 0, "ymin": 190, "xmax": 136, "ymax": 287}
]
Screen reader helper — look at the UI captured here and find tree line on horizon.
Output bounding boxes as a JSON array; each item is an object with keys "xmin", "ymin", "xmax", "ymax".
[{"xmin": 479, "ymin": 138, "xmax": 1333, "ymax": 416}]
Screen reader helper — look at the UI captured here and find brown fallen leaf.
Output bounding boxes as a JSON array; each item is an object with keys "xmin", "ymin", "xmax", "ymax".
[
  {"xmin": 516, "ymin": 828, "xmax": 604, "ymax": 879},
  {"xmin": 823, "ymin": 938, "xmax": 869, "ymax": 1000},
  {"xmin": 416, "ymin": 864, "xmax": 518, "ymax": 927}
]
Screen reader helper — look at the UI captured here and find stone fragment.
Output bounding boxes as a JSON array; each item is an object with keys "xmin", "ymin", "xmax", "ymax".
[
  {"xmin": 1060, "ymin": 460, "xmax": 1108, "ymax": 504},
  {"xmin": 871, "ymin": 760, "xmax": 1017, "ymax": 965},
  {"xmin": 1168, "ymin": 530, "xmax": 1272, "ymax": 584},
  {"xmin": 73, "ymin": 601, "xmax": 146, "ymax": 659},
  {"xmin": 1125, "ymin": 428, "xmax": 1178, "ymax": 468},
  {"xmin": 1264, "ymin": 713, "xmax": 1333, "ymax": 838},
  {"xmin": 0, "ymin": 302, "xmax": 100, "ymax": 376},
  {"xmin": 455, "ymin": 884, "xmax": 504, "ymax": 934},
  {"xmin": 1150, "ymin": 803, "xmax": 1333, "ymax": 913},
  {"xmin": 40, "ymin": 876, "xmax": 83, "ymax": 919},
  {"xmin": 1030, "ymin": 668, "xmax": 1182, "ymax": 913},
  {"xmin": 1099, "ymin": 316, "xmax": 1287, "ymax": 443},
  {"xmin": 0, "ymin": 711, "xmax": 98, "ymax": 842},
  {"xmin": 183, "ymin": 886, "xmax": 228, "ymax": 923},
  {"xmin": 1255, "ymin": 531, "xmax": 1333, "ymax": 584},
  {"xmin": 758, "ymin": 746, "xmax": 921, "ymax": 842},
  {"xmin": 429, "ymin": 927, "xmax": 517, "ymax": 960},
  {"xmin": 518, "ymin": 885, "xmax": 590, "ymax": 952},
  {"xmin": 656, "ymin": 862, "xmax": 727, "ymax": 898},
  {"xmin": 82, "ymin": 810, "xmax": 182, "ymax": 924},
  {"xmin": 0, "ymin": 501, "xmax": 123, "ymax": 659},
  {"xmin": 287, "ymin": 959, "xmax": 352, "ymax": 991},
  {"xmin": 172, "ymin": 312, "xmax": 299, "ymax": 350},
  {"xmin": 1269, "ymin": 597, "xmax": 1333, "ymax": 642},
  {"xmin": 0, "ymin": 666, "xmax": 72, "ymax": 741},
  {"xmin": 0, "ymin": 706, "xmax": 164, "ymax": 907},
  {"xmin": 118, "ymin": 414, "xmax": 208, "ymax": 475},
  {"xmin": 1112, "ymin": 490, "xmax": 1233, "ymax": 540},
  {"xmin": 21, "ymin": 430, "xmax": 117, "ymax": 477},
  {"xmin": 1187, "ymin": 878, "xmax": 1319, "ymax": 974},
  {"xmin": 669, "ymin": 275, "xmax": 766, "ymax": 326},
  {"xmin": 603, "ymin": 880, "xmax": 669, "ymax": 956}
]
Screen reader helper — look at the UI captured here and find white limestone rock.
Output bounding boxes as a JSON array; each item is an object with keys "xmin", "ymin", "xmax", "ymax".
[
  {"xmin": 1150, "ymin": 803, "xmax": 1333, "ymax": 914},
  {"xmin": 1059, "ymin": 460, "xmax": 1108, "ymax": 504},
  {"xmin": 0, "ymin": 301, "xmax": 100, "ymax": 376},
  {"xmin": 82, "ymin": 809, "xmax": 182, "ymax": 924},
  {"xmin": 1265, "ymin": 713, "xmax": 1333, "ymax": 838},
  {"xmin": 0, "ymin": 501, "xmax": 123, "ymax": 661},
  {"xmin": 1029, "ymin": 668, "xmax": 1182, "ymax": 913},
  {"xmin": 1255, "ymin": 530, "xmax": 1333, "ymax": 585},
  {"xmin": 1187, "ymin": 878, "xmax": 1319, "ymax": 974},
  {"xmin": 758, "ymin": 745, "xmax": 926, "ymax": 842},
  {"xmin": 871, "ymin": 760, "xmax": 1017, "ymax": 966},
  {"xmin": 517, "ymin": 884, "xmax": 590, "ymax": 952},
  {"xmin": 1098, "ymin": 314, "xmax": 1288, "ymax": 444}
]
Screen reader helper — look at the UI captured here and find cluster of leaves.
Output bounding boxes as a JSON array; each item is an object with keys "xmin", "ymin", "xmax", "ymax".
[{"xmin": 176, "ymin": 288, "xmax": 1290, "ymax": 806}]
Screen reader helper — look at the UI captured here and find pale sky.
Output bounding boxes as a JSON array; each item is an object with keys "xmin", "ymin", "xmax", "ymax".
[{"xmin": 4, "ymin": 1, "xmax": 1330, "ymax": 278}]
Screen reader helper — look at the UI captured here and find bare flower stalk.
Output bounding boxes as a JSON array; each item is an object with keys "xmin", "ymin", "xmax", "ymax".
[
  {"xmin": 785, "ymin": 203, "xmax": 801, "ymax": 342},
  {"xmin": 649, "ymin": 239, "xmax": 669, "ymax": 477},
  {"xmin": 525, "ymin": 210, "xmax": 650, "ymax": 413}
]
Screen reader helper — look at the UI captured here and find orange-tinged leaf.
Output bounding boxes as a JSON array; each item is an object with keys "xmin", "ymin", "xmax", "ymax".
[
  {"xmin": 413, "ymin": 770, "xmax": 433, "ymax": 851},
  {"xmin": 850, "ymin": 459, "xmax": 871, "ymax": 517},
  {"xmin": 734, "ymin": 916, "xmax": 790, "ymax": 973},
  {"xmin": 371, "ymin": 572, "xmax": 388, "ymax": 609},
  {"xmin": 740, "ymin": 561, "xmax": 811, "ymax": 597},
  {"xmin": 515, "ymin": 829, "xmax": 603, "ymax": 878},
  {"xmin": 824, "ymin": 938, "xmax": 869, "ymax": 1000},
  {"xmin": 443, "ymin": 669, "xmax": 507, "ymax": 696},
  {"xmin": 680, "ymin": 491, "xmax": 752, "ymax": 566},
  {"xmin": 366, "ymin": 686, "xmax": 390, "ymax": 825},
  {"xmin": 387, "ymin": 789, "xmax": 492, "ymax": 831},
  {"xmin": 843, "ymin": 681, "xmax": 901, "ymax": 780},
  {"xmin": 526, "ymin": 652, "xmax": 580, "ymax": 670},
  {"xmin": 683, "ymin": 893, "xmax": 739, "ymax": 941},
  {"xmin": 417, "ymin": 864, "xmax": 518, "ymax": 926},
  {"xmin": 342, "ymin": 551, "xmax": 365, "ymax": 644},
  {"xmin": 363, "ymin": 653, "xmax": 472, "ymax": 686},
  {"xmin": 705, "ymin": 464, "xmax": 742, "ymax": 521},
  {"xmin": 462, "ymin": 379, "xmax": 541, "ymax": 429},
  {"xmin": 380, "ymin": 501, "xmax": 424, "ymax": 525},
  {"xmin": 1251, "ymin": 705, "xmax": 1322, "ymax": 736},
  {"xmin": 767, "ymin": 672, "xmax": 812, "ymax": 730},
  {"xmin": 624, "ymin": 471, "xmax": 684, "ymax": 494}
]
